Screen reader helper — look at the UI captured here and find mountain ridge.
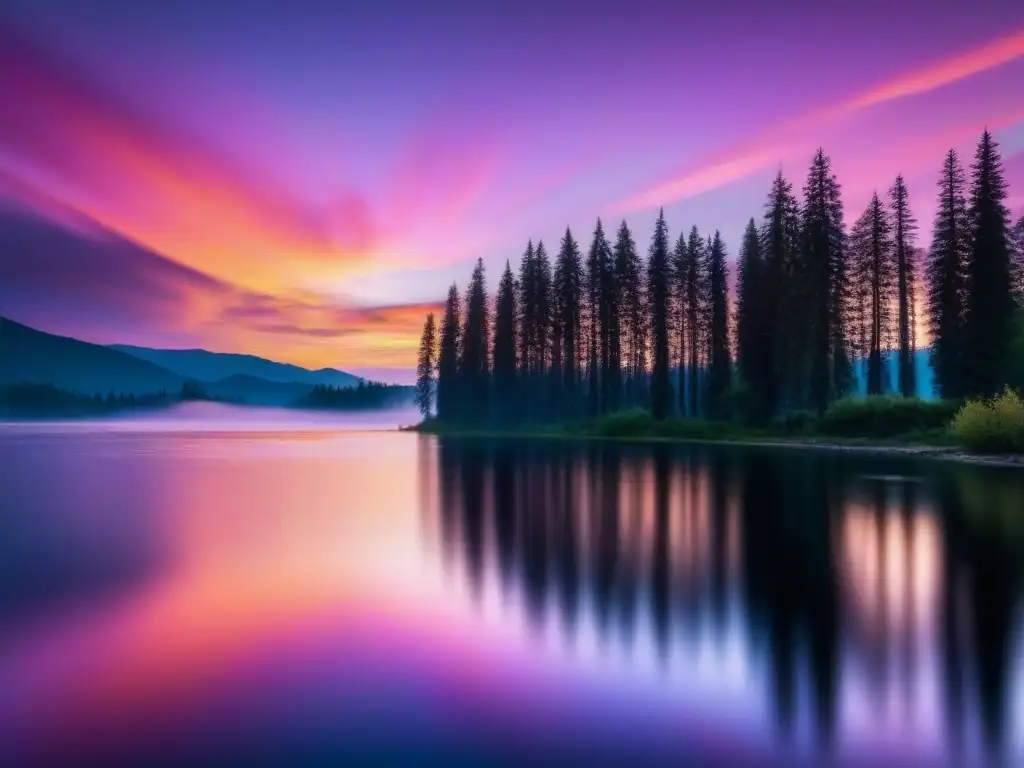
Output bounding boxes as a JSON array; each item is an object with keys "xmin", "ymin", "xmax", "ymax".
[
  {"xmin": 1, "ymin": 316, "xmax": 184, "ymax": 395},
  {"xmin": 110, "ymin": 345, "xmax": 361, "ymax": 388}
]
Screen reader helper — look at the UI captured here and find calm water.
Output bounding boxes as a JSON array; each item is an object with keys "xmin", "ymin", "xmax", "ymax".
[{"xmin": 2, "ymin": 406, "xmax": 1024, "ymax": 766}]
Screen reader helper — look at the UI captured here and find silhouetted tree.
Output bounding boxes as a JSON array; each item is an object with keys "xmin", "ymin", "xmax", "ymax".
[
  {"xmin": 761, "ymin": 172, "xmax": 802, "ymax": 415},
  {"xmin": 1012, "ymin": 215, "xmax": 1024, "ymax": 307},
  {"xmin": 520, "ymin": 240, "xmax": 553, "ymax": 419},
  {"xmin": 927, "ymin": 149, "xmax": 970, "ymax": 400},
  {"xmin": 736, "ymin": 218, "xmax": 762, "ymax": 406},
  {"xmin": 601, "ymin": 223, "xmax": 622, "ymax": 413},
  {"xmin": 964, "ymin": 130, "xmax": 1015, "ymax": 397},
  {"xmin": 647, "ymin": 209, "xmax": 673, "ymax": 420},
  {"xmin": 850, "ymin": 192, "xmax": 893, "ymax": 395},
  {"xmin": 553, "ymin": 228, "xmax": 583, "ymax": 418},
  {"xmin": 586, "ymin": 219, "xmax": 613, "ymax": 416},
  {"xmin": 890, "ymin": 175, "xmax": 918, "ymax": 397},
  {"xmin": 459, "ymin": 259, "xmax": 490, "ymax": 423},
  {"xmin": 614, "ymin": 220, "xmax": 646, "ymax": 409},
  {"xmin": 707, "ymin": 231, "xmax": 731, "ymax": 417},
  {"xmin": 801, "ymin": 149, "xmax": 849, "ymax": 411},
  {"xmin": 492, "ymin": 261, "xmax": 518, "ymax": 424},
  {"xmin": 415, "ymin": 312, "xmax": 437, "ymax": 417},
  {"xmin": 437, "ymin": 283, "xmax": 461, "ymax": 422},
  {"xmin": 672, "ymin": 231, "xmax": 689, "ymax": 417},
  {"xmin": 682, "ymin": 226, "xmax": 704, "ymax": 417}
]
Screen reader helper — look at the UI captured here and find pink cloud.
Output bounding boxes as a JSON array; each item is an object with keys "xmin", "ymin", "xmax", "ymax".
[{"xmin": 614, "ymin": 26, "xmax": 1024, "ymax": 213}]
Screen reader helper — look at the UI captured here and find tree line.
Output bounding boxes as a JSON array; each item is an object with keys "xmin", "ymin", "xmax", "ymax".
[
  {"xmin": 416, "ymin": 131, "xmax": 1024, "ymax": 425},
  {"xmin": 299, "ymin": 380, "xmax": 414, "ymax": 410}
]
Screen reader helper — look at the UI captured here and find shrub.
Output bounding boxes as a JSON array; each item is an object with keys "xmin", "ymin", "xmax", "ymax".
[
  {"xmin": 776, "ymin": 410, "xmax": 818, "ymax": 436},
  {"xmin": 816, "ymin": 396, "xmax": 958, "ymax": 439},
  {"xmin": 593, "ymin": 408, "xmax": 655, "ymax": 437},
  {"xmin": 654, "ymin": 418, "xmax": 728, "ymax": 440},
  {"xmin": 952, "ymin": 388, "xmax": 1024, "ymax": 453}
]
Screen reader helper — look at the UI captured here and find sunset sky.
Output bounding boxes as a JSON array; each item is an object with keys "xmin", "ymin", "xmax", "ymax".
[{"xmin": 1, "ymin": 0, "xmax": 1023, "ymax": 380}]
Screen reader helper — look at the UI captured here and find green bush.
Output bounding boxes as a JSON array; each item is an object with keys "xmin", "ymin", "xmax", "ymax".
[
  {"xmin": 816, "ymin": 396, "xmax": 958, "ymax": 439},
  {"xmin": 654, "ymin": 418, "xmax": 731, "ymax": 440},
  {"xmin": 592, "ymin": 408, "xmax": 655, "ymax": 437},
  {"xmin": 952, "ymin": 388, "xmax": 1024, "ymax": 453},
  {"xmin": 776, "ymin": 410, "xmax": 818, "ymax": 436}
]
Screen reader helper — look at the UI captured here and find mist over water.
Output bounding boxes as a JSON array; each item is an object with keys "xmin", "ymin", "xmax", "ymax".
[
  {"xmin": 0, "ymin": 401, "xmax": 423, "ymax": 433},
  {"xmin": 1, "ymin": 425, "xmax": 1023, "ymax": 766}
]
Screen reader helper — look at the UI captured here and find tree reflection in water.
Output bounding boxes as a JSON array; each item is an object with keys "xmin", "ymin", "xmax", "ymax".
[{"xmin": 423, "ymin": 437, "xmax": 1024, "ymax": 764}]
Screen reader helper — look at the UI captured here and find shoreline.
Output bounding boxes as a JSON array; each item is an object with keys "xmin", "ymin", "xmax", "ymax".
[{"xmin": 407, "ymin": 426, "xmax": 1024, "ymax": 469}]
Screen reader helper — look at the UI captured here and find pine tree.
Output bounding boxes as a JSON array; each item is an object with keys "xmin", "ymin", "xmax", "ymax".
[
  {"xmin": 553, "ymin": 228, "xmax": 583, "ymax": 418},
  {"xmin": 517, "ymin": 240, "xmax": 552, "ymax": 420},
  {"xmin": 801, "ymin": 149, "xmax": 849, "ymax": 412},
  {"xmin": 492, "ymin": 260, "xmax": 518, "ymax": 424},
  {"xmin": 586, "ymin": 219, "xmax": 612, "ymax": 417},
  {"xmin": 602, "ymin": 223, "xmax": 622, "ymax": 413},
  {"xmin": 707, "ymin": 231, "xmax": 731, "ymax": 417},
  {"xmin": 849, "ymin": 193, "xmax": 893, "ymax": 395},
  {"xmin": 1010, "ymin": 215, "xmax": 1023, "ymax": 308},
  {"xmin": 647, "ymin": 209, "xmax": 673, "ymax": 420},
  {"xmin": 964, "ymin": 130, "xmax": 1015, "ymax": 397},
  {"xmin": 459, "ymin": 258, "xmax": 490, "ymax": 422},
  {"xmin": 415, "ymin": 313, "xmax": 437, "ymax": 418},
  {"xmin": 890, "ymin": 175, "xmax": 918, "ymax": 397},
  {"xmin": 672, "ymin": 231, "xmax": 690, "ymax": 417},
  {"xmin": 760, "ymin": 172, "xmax": 802, "ymax": 415},
  {"xmin": 736, "ymin": 218, "xmax": 762, "ymax": 411},
  {"xmin": 682, "ymin": 226, "xmax": 705, "ymax": 417},
  {"xmin": 614, "ymin": 220, "xmax": 646, "ymax": 408},
  {"xmin": 927, "ymin": 150, "xmax": 970, "ymax": 400},
  {"xmin": 437, "ymin": 284, "xmax": 461, "ymax": 422},
  {"xmin": 516, "ymin": 240, "xmax": 537, "ymax": 417}
]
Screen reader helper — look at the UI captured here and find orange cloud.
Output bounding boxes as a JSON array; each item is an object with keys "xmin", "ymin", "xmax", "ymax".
[
  {"xmin": 615, "ymin": 27, "xmax": 1024, "ymax": 212},
  {"xmin": 0, "ymin": 28, "xmax": 357, "ymax": 295}
]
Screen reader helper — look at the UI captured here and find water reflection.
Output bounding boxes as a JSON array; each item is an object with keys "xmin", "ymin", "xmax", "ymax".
[{"xmin": 425, "ymin": 438, "xmax": 1024, "ymax": 765}]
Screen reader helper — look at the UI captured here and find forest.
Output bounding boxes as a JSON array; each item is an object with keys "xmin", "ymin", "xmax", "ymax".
[
  {"xmin": 415, "ymin": 131, "xmax": 1024, "ymax": 442},
  {"xmin": 296, "ymin": 381, "xmax": 415, "ymax": 410}
]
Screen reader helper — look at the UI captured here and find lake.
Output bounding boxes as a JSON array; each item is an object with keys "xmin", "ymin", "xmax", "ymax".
[{"xmin": 2, "ymin": 405, "xmax": 1023, "ymax": 766}]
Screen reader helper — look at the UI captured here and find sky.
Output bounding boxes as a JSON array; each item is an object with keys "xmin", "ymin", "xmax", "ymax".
[{"xmin": 1, "ymin": 0, "xmax": 1023, "ymax": 381}]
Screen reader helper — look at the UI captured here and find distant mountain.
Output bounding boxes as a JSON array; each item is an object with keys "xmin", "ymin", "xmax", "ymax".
[
  {"xmin": 110, "ymin": 346, "xmax": 361, "ymax": 388},
  {"xmin": 0, "ymin": 316, "xmax": 183, "ymax": 395},
  {"xmin": 204, "ymin": 375, "xmax": 314, "ymax": 407}
]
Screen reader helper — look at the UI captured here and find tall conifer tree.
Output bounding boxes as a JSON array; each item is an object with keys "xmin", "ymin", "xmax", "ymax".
[
  {"xmin": 890, "ymin": 175, "xmax": 918, "ymax": 397},
  {"xmin": 801, "ymin": 149, "xmax": 848, "ymax": 411},
  {"xmin": 415, "ymin": 313, "xmax": 437, "ymax": 418},
  {"xmin": 601, "ymin": 223, "xmax": 621, "ymax": 412},
  {"xmin": 437, "ymin": 284, "xmax": 461, "ymax": 422},
  {"xmin": 586, "ymin": 219, "xmax": 612, "ymax": 416},
  {"xmin": 760, "ymin": 172, "xmax": 801, "ymax": 415},
  {"xmin": 927, "ymin": 150, "xmax": 970, "ymax": 400},
  {"xmin": 683, "ymin": 226, "xmax": 705, "ymax": 418},
  {"xmin": 672, "ymin": 231, "xmax": 690, "ymax": 417},
  {"xmin": 614, "ymin": 221, "xmax": 646, "ymax": 408},
  {"xmin": 492, "ymin": 260, "xmax": 518, "ymax": 424},
  {"xmin": 516, "ymin": 240, "xmax": 538, "ymax": 417},
  {"xmin": 647, "ymin": 209, "xmax": 673, "ymax": 420},
  {"xmin": 707, "ymin": 231, "xmax": 731, "ymax": 417},
  {"xmin": 736, "ymin": 218, "xmax": 769, "ymax": 417},
  {"xmin": 553, "ymin": 228, "xmax": 583, "ymax": 418},
  {"xmin": 964, "ymin": 130, "xmax": 1015, "ymax": 397},
  {"xmin": 849, "ymin": 193, "xmax": 893, "ymax": 395},
  {"xmin": 459, "ymin": 259, "xmax": 490, "ymax": 422},
  {"xmin": 1012, "ymin": 215, "xmax": 1024, "ymax": 307}
]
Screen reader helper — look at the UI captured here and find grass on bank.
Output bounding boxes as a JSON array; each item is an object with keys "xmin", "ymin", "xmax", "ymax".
[
  {"xmin": 417, "ymin": 392, "xmax": 1024, "ymax": 456},
  {"xmin": 415, "ymin": 396, "xmax": 963, "ymax": 447}
]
